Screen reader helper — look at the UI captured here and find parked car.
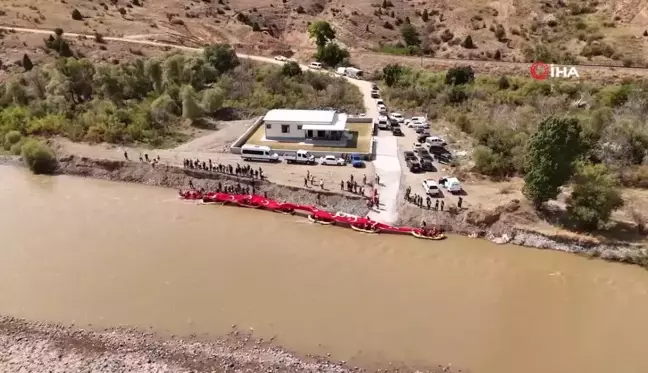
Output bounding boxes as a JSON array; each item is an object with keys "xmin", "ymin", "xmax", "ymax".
[
  {"xmin": 377, "ymin": 115, "xmax": 390, "ymax": 130},
  {"xmin": 376, "ymin": 99, "xmax": 385, "ymax": 106},
  {"xmin": 412, "ymin": 143, "xmax": 425, "ymax": 152},
  {"xmin": 414, "ymin": 125, "xmax": 429, "ymax": 134},
  {"xmin": 390, "ymin": 112, "xmax": 405, "ymax": 124},
  {"xmin": 371, "ymin": 90, "xmax": 380, "ymax": 98},
  {"xmin": 351, "ymin": 154, "xmax": 364, "ymax": 168},
  {"xmin": 320, "ymin": 155, "xmax": 345, "ymax": 166},
  {"xmin": 308, "ymin": 62, "xmax": 322, "ymax": 69},
  {"xmin": 283, "ymin": 149, "xmax": 316, "ymax": 164},
  {"xmin": 436, "ymin": 152, "xmax": 453, "ymax": 164},
  {"xmin": 417, "ymin": 133, "xmax": 431, "ymax": 143},
  {"xmin": 406, "ymin": 158, "xmax": 421, "ymax": 172},
  {"xmin": 422, "ymin": 179, "xmax": 441, "ymax": 196},
  {"xmin": 425, "ymin": 136, "xmax": 446, "ymax": 148},
  {"xmin": 403, "ymin": 150, "xmax": 417, "ymax": 161},
  {"xmin": 440, "ymin": 177, "xmax": 462, "ymax": 193},
  {"xmin": 274, "ymin": 55, "xmax": 287, "ymax": 61},
  {"xmin": 377, "ymin": 104, "xmax": 387, "ymax": 114},
  {"xmin": 391, "ymin": 127, "xmax": 404, "ymax": 136},
  {"xmin": 371, "ymin": 83, "xmax": 379, "ymax": 90},
  {"xmin": 420, "ymin": 155, "xmax": 435, "ymax": 171},
  {"xmin": 406, "ymin": 116, "xmax": 427, "ymax": 125}
]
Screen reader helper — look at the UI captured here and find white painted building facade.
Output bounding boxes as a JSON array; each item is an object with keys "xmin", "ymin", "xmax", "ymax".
[{"xmin": 263, "ymin": 109, "xmax": 348, "ymax": 142}]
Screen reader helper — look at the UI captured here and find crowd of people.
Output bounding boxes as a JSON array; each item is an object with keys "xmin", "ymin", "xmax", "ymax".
[
  {"xmin": 404, "ymin": 186, "xmax": 463, "ymax": 211},
  {"xmin": 185, "ymin": 178, "xmax": 267, "ymax": 198},
  {"xmin": 183, "ymin": 158, "xmax": 265, "ymax": 179}
]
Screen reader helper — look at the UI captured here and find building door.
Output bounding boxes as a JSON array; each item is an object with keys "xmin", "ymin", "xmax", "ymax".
[
  {"xmin": 306, "ymin": 130, "xmax": 313, "ymax": 138},
  {"xmin": 317, "ymin": 130, "xmax": 325, "ymax": 138}
]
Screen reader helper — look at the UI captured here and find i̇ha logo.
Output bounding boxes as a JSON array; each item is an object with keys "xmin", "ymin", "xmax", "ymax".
[{"xmin": 530, "ymin": 62, "xmax": 580, "ymax": 80}]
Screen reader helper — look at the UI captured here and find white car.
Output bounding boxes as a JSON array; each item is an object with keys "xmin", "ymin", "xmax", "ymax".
[
  {"xmin": 320, "ymin": 155, "xmax": 345, "ymax": 166},
  {"xmin": 274, "ymin": 55, "xmax": 287, "ymax": 61},
  {"xmin": 406, "ymin": 116, "xmax": 427, "ymax": 125},
  {"xmin": 422, "ymin": 179, "xmax": 440, "ymax": 196},
  {"xmin": 308, "ymin": 61, "xmax": 322, "ymax": 69},
  {"xmin": 390, "ymin": 112, "xmax": 404, "ymax": 124},
  {"xmin": 425, "ymin": 136, "xmax": 445, "ymax": 148},
  {"xmin": 441, "ymin": 177, "xmax": 462, "ymax": 193},
  {"xmin": 377, "ymin": 104, "xmax": 387, "ymax": 114},
  {"xmin": 413, "ymin": 143, "xmax": 425, "ymax": 151}
]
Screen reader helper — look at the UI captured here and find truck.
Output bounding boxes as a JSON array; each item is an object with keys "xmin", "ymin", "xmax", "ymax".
[{"xmin": 283, "ymin": 150, "xmax": 316, "ymax": 164}]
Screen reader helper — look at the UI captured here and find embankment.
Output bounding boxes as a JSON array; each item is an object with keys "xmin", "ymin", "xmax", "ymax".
[
  {"xmin": 397, "ymin": 200, "xmax": 648, "ymax": 268},
  {"xmin": 53, "ymin": 155, "xmax": 371, "ymax": 216},
  {"xmin": 0, "ymin": 315, "xmax": 454, "ymax": 373}
]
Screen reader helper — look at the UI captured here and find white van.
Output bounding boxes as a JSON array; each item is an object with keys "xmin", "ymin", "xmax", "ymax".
[
  {"xmin": 241, "ymin": 144, "xmax": 280, "ymax": 162},
  {"xmin": 308, "ymin": 62, "xmax": 322, "ymax": 69}
]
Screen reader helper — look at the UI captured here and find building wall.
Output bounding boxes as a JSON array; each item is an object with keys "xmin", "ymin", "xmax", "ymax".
[{"xmin": 265, "ymin": 122, "xmax": 306, "ymax": 139}]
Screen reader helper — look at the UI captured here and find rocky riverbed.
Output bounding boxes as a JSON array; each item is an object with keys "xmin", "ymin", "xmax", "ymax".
[{"xmin": 0, "ymin": 315, "xmax": 458, "ymax": 373}]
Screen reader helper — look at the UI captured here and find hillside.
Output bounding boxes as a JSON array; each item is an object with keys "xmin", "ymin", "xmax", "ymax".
[{"xmin": 2, "ymin": 0, "xmax": 648, "ymax": 67}]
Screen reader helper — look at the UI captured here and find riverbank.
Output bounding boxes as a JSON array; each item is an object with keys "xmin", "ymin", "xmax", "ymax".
[
  {"xmin": 0, "ymin": 315, "xmax": 457, "ymax": 373},
  {"xmin": 2, "ymin": 153, "xmax": 647, "ymax": 268}
]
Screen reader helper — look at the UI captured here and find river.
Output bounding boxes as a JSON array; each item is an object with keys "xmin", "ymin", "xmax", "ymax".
[{"xmin": 1, "ymin": 165, "xmax": 647, "ymax": 373}]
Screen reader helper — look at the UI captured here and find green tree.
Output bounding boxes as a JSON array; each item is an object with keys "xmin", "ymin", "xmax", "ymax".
[
  {"xmin": 523, "ymin": 116, "xmax": 583, "ymax": 207},
  {"xmin": 150, "ymin": 93, "xmax": 178, "ymax": 125},
  {"xmin": 201, "ymin": 87, "xmax": 224, "ymax": 114},
  {"xmin": 382, "ymin": 63, "xmax": 403, "ymax": 87},
  {"xmin": 21, "ymin": 139, "xmax": 58, "ymax": 174},
  {"xmin": 445, "ymin": 66, "xmax": 474, "ymax": 85},
  {"xmin": 144, "ymin": 58, "xmax": 163, "ymax": 93},
  {"xmin": 4, "ymin": 130, "xmax": 22, "ymax": 150},
  {"xmin": 54, "ymin": 58, "xmax": 95, "ymax": 103},
  {"xmin": 281, "ymin": 60, "xmax": 302, "ymax": 77},
  {"xmin": 308, "ymin": 20, "xmax": 336, "ymax": 48},
  {"xmin": 203, "ymin": 44, "xmax": 240, "ymax": 75},
  {"xmin": 400, "ymin": 23, "xmax": 420, "ymax": 46},
  {"xmin": 567, "ymin": 163, "xmax": 624, "ymax": 230},
  {"xmin": 180, "ymin": 85, "xmax": 203, "ymax": 122},
  {"xmin": 315, "ymin": 43, "xmax": 349, "ymax": 67}
]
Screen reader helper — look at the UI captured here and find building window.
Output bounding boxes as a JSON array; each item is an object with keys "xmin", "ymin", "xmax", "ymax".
[
  {"xmin": 266, "ymin": 123, "xmax": 272, "ymax": 129},
  {"xmin": 297, "ymin": 125, "xmax": 302, "ymax": 130},
  {"xmin": 281, "ymin": 124, "xmax": 290, "ymax": 133}
]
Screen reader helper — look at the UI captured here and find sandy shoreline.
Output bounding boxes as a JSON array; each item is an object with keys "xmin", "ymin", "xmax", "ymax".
[
  {"xmin": 0, "ymin": 315, "xmax": 458, "ymax": 373},
  {"xmin": 1, "ymin": 153, "xmax": 646, "ymax": 268}
]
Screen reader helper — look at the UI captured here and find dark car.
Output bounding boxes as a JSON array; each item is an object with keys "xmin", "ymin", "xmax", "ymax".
[
  {"xmin": 417, "ymin": 133, "xmax": 430, "ymax": 143},
  {"xmin": 371, "ymin": 91, "xmax": 380, "ymax": 98},
  {"xmin": 406, "ymin": 158, "xmax": 421, "ymax": 172},
  {"xmin": 436, "ymin": 152, "xmax": 453, "ymax": 164},
  {"xmin": 420, "ymin": 158, "xmax": 435, "ymax": 171},
  {"xmin": 371, "ymin": 83, "xmax": 379, "ymax": 90},
  {"xmin": 391, "ymin": 127, "xmax": 404, "ymax": 136},
  {"xmin": 404, "ymin": 150, "xmax": 417, "ymax": 161}
]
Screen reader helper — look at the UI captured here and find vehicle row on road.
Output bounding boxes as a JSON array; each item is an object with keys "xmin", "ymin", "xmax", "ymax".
[{"xmin": 240, "ymin": 145, "xmax": 363, "ymax": 167}]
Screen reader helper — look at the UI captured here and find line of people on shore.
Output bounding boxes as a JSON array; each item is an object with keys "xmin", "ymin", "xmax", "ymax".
[
  {"xmin": 124, "ymin": 151, "xmax": 162, "ymax": 167},
  {"xmin": 405, "ymin": 186, "xmax": 463, "ymax": 211},
  {"xmin": 186, "ymin": 179, "xmax": 268, "ymax": 198},
  {"xmin": 183, "ymin": 158, "xmax": 265, "ymax": 180}
]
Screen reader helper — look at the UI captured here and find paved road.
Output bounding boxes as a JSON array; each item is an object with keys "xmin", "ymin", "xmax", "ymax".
[{"xmin": 0, "ymin": 25, "xmax": 400, "ymax": 222}]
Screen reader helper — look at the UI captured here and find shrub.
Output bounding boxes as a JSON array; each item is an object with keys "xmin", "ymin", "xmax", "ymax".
[
  {"xmin": 4, "ymin": 130, "xmax": 21, "ymax": 150},
  {"xmin": 281, "ymin": 60, "xmax": 302, "ymax": 77},
  {"xmin": 71, "ymin": 9, "xmax": 83, "ymax": 20},
  {"xmin": 440, "ymin": 29, "xmax": 454, "ymax": 42},
  {"xmin": 567, "ymin": 163, "xmax": 624, "ymax": 230},
  {"xmin": 21, "ymin": 139, "xmax": 58, "ymax": 174},
  {"xmin": 22, "ymin": 54, "xmax": 34, "ymax": 71},
  {"xmin": 445, "ymin": 66, "xmax": 474, "ymax": 85},
  {"xmin": 461, "ymin": 35, "xmax": 475, "ymax": 48}
]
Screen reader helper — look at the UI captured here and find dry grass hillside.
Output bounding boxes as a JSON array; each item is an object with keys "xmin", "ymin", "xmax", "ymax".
[{"xmin": 2, "ymin": 0, "xmax": 648, "ymax": 67}]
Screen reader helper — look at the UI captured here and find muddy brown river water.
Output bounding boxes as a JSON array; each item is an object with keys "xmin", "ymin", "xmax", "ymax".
[{"xmin": 1, "ymin": 165, "xmax": 648, "ymax": 373}]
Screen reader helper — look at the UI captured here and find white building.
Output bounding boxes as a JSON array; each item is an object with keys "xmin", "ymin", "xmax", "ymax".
[{"xmin": 263, "ymin": 109, "xmax": 348, "ymax": 142}]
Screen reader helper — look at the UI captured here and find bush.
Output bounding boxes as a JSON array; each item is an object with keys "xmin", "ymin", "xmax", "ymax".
[
  {"xmin": 445, "ymin": 66, "xmax": 474, "ymax": 85},
  {"xmin": 21, "ymin": 139, "xmax": 58, "ymax": 174},
  {"xmin": 567, "ymin": 163, "xmax": 624, "ymax": 230},
  {"xmin": 461, "ymin": 35, "xmax": 475, "ymax": 49},
  {"xmin": 4, "ymin": 130, "xmax": 21, "ymax": 150},
  {"xmin": 71, "ymin": 9, "xmax": 83, "ymax": 20}
]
